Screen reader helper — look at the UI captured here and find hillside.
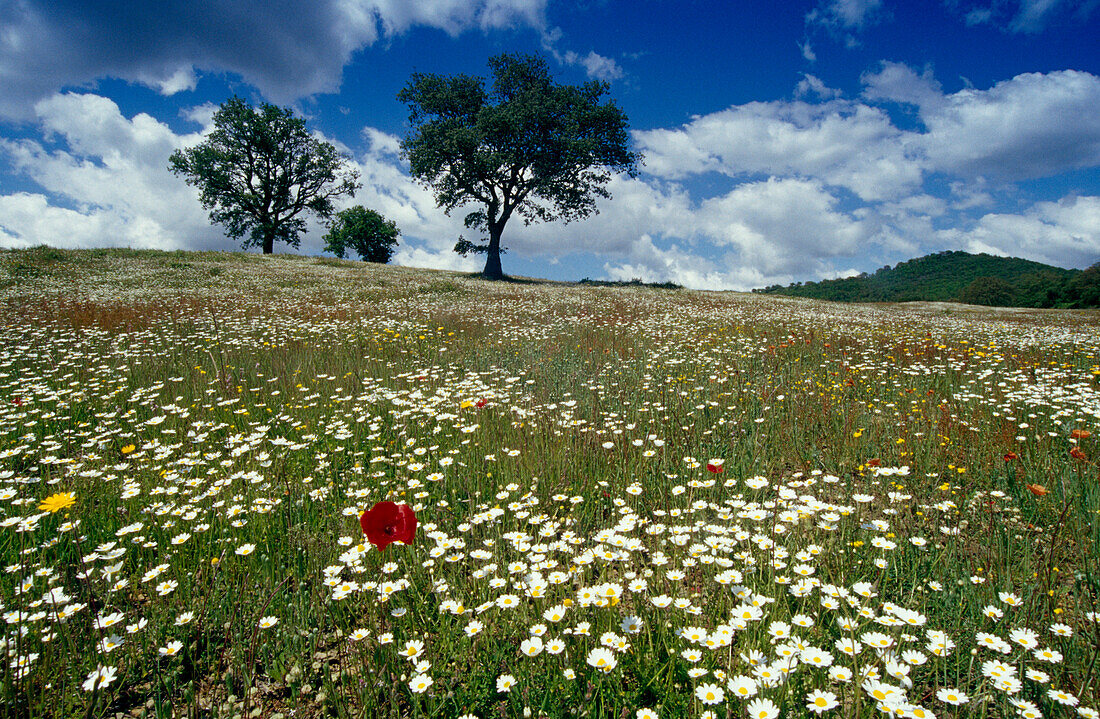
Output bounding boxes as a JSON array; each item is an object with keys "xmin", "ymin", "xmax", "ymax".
[{"xmin": 755, "ymin": 250, "xmax": 1100, "ymax": 308}]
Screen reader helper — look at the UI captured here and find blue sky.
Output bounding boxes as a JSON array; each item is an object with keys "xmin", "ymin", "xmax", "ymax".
[{"xmin": 2, "ymin": 0, "xmax": 1099, "ymax": 289}]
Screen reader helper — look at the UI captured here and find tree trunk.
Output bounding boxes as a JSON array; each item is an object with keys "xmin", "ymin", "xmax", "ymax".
[
  {"xmin": 482, "ymin": 224, "xmax": 504, "ymax": 280},
  {"xmin": 262, "ymin": 227, "xmax": 275, "ymax": 254}
]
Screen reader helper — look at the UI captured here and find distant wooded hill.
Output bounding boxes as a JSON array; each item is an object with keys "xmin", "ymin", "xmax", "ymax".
[{"xmin": 754, "ymin": 251, "xmax": 1100, "ymax": 308}]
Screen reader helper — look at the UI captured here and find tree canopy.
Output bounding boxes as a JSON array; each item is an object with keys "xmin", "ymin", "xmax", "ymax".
[
  {"xmin": 398, "ymin": 53, "xmax": 640, "ymax": 279},
  {"xmin": 323, "ymin": 206, "xmax": 400, "ymax": 263},
  {"xmin": 169, "ymin": 97, "xmax": 360, "ymax": 254}
]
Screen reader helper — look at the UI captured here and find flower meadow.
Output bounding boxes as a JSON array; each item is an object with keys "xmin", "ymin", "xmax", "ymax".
[{"xmin": 2, "ymin": 247, "xmax": 1100, "ymax": 719}]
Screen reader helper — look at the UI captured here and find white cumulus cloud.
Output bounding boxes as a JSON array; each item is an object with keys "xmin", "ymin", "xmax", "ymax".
[
  {"xmin": 861, "ymin": 61, "xmax": 944, "ymax": 111},
  {"xmin": 603, "ymin": 235, "xmax": 750, "ymax": 290},
  {"xmin": 570, "ymin": 51, "xmax": 625, "ymax": 82},
  {"xmin": 938, "ymin": 195, "xmax": 1100, "ymax": 268},
  {"xmin": 503, "ymin": 174, "xmax": 696, "ymax": 257},
  {"xmin": 918, "ymin": 70, "xmax": 1100, "ymax": 180},
  {"xmin": 634, "ymin": 98, "xmax": 923, "ymax": 201},
  {"xmin": 697, "ymin": 177, "xmax": 872, "ymax": 277},
  {"xmin": 0, "ymin": 93, "xmax": 222, "ymax": 250}
]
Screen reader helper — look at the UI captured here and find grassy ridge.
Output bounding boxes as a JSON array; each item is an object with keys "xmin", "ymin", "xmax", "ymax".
[{"xmin": 0, "ymin": 247, "xmax": 1099, "ymax": 719}]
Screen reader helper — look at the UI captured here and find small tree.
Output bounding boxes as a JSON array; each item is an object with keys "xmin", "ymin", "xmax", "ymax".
[
  {"xmin": 323, "ymin": 206, "xmax": 400, "ymax": 263},
  {"xmin": 398, "ymin": 53, "xmax": 640, "ymax": 279},
  {"xmin": 169, "ymin": 97, "xmax": 360, "ymax": 254}
]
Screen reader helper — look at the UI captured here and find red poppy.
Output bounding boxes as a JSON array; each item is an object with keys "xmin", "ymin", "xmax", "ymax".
[
  {"xmin": 475, "ymin": 398, "xmax": 488, "ymax": 408},
  {"xmin": 706, "ymin": 459, "xmax": 724, "ymax": 474},
  {"xmin": 359, "ymin": 501, "xmax": 417, "ymax": 551},
  {"xmin": 1026, "ymin": 484, "xmax": 1048, "ymax": 497},
  {"xmin": 866, "ymin": 458, "xmax": 881, "ymax": 467},
  {"xmin": 1070, "ymin": 446, "xmax": 1087, "ymax": 461},
  {"xmin": 1003, "ymin": 451, "xmax": 1018, "ymax": 461},
  {"xmin": 1071, "ymin": 429, "xmax": 1091, "ymax": 439},
  {"xmin": 11, "ymin": 396, "xmax": 22, "ymax": 406}
]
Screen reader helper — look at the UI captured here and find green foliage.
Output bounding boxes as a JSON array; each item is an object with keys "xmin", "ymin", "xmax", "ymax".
[
  {"xmin": 322, "ymin": 206, "xmax": 399, "ymax": 263},
  {"xmin": 169, "ymin": 97, "xmax": 360, "ymax": 254},
  {"xmin": 453, "ymin": 235, "xmax": 495, "ymax": 257},
  {"xmin": 957, "ymin": 276, "xmax": 1016, "ymax": 306},
  {"xmin": 398, "ymin": 53, "xmax": 640, "ymax": 279},
  {"xmin": 756, "ymin": 251, "xmax": 1091, "ymax": 307},
  {"xmin": 1064, "ymin": 262, "xmax": 1100, "ymax": 308}
]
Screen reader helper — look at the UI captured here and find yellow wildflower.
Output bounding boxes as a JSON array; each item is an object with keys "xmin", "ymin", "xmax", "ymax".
[{"xmin": 38, "ymin": 492, "xmax": 76, "ymax": 513}]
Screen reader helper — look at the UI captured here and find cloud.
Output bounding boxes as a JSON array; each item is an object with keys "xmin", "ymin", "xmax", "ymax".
[
  {"xmin": 391, "ymin": 242, "xmax": 480, "ymax": 272},
  {"xmin": 938, "ymin": 195, "xmax": 1100, "ymax": 268},
  {"xmin": 579, "ymin": 178, "xmax": 892, "ymax": 291},
  {"xmin": 861, "ymin": 61, "xmax": 944, "ymax": 111},
  {"xmin": 919, "ymin": 70, "xmax": 1100, "ymax": 180},
  {"xmin": 0, "ymin": 0, "xmax": 548, "ymax": 120},
  {"xmin": 963, "ymin": 6, "xmax": 994, "ymax": 25},
  {"xmin": 808, "ymin": 0, "xmax": 884, "ymax": 29},
  {"xmin": 1012, "ymin": 0, "xmax": 1067, "ymax": 31},
  {"xmin": 946, "ymin": 0, "xmax": 1099, "ymax": 33},
  {"xmin": 1009, "ymin": 0, "xmax": 1100, "ymax": 32},
  {"xmin": 146, "ymin": 66, "xmax": 198, "ymax": 96},
  {"xmin": 618, "ymin": 67, "xmax": 1100, "ymax": 284},
  {"xmin": 603, "ymin": 235, "xmax": 751, "ymax": 290},
  {"xmin": 697, "ymin": 178, "xmax": 871, "ymax": 276},
  {"xmin": 794, "ymin": 74, "xmax": 842, "ymax": 100},
  {"xmin": 0, "ymin": 192, "xmax": 161, "ymax": 250},
  {"xmin": 541, "ymin": 29, "xmax": 625, "ymax": 82},
  {"xmin": 637, "ymin": 67, "xmax": 1100, "ymax": 204},
  {"xmin": 634, "ymin": 98, "xmax": 923, "ymax": 201},
  {"xmin": 0, "ymin": 93, "xmax": 223, "ymax": 250},
  {"xmin": 806, "ymin": 0, "xmax": 885, "ymax": 39},
  {"xmin": 570, "ymin": 51, "xmax": 624, "ymax": 82},
  {"xmin": 947, "ymin": 180, "xmax": 995, "ymax": 210},
  {"xmin": 503, "ymin": 174, "xmax": 696, "ymax": 258},
  {"xmin": 341, "ymin": 127, "xmax": 467, "ymax": 257}
]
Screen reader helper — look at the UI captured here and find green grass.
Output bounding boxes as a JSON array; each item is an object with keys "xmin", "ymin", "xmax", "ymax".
[{"xmin": 0, "ymin": 247, "xmax": 1099, "ymax": 719}]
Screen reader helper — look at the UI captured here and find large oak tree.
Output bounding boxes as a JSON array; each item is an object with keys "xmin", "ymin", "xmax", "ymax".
[
  {"xmin": 169, "ymin": 97, "xmax": 360, "ymax": 254},
  {"xmin": 398, "ymin": 53, "xmax": 640, "ymax": 279}
]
